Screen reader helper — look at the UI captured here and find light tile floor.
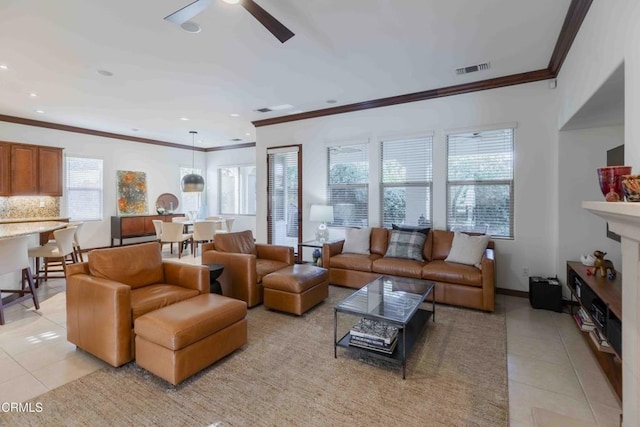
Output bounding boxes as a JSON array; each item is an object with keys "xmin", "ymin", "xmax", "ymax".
[{"xmin": 0, "ymin": 249, "xmax": 623, "ymax": 426}]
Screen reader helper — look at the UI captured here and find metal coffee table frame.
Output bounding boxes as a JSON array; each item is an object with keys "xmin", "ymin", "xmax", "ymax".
[{"xmin": 334, "ymin": 275, "xmax": 435, "ymax": 379}]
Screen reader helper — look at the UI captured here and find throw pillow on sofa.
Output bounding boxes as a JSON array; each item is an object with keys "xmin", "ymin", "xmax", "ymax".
[
  {"xmin": 342, "ymin": 227, "xmax": 371, "ymax": 254},
  {"xmin": 392, "ymin": 224, "xmax": 430, "ymax": 235},
  {"xmin": 384, "ymin": 230, "xmax": 426, "ymax": 261},
  {"xmin": 445, "ymin": 231, "xmax": 490, "ymax": 268}
]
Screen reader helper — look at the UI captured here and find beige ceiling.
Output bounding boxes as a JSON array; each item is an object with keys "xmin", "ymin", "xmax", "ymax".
[{"xmin": 0, "ymin": 0, "xmax": 571, "ymax": 148}]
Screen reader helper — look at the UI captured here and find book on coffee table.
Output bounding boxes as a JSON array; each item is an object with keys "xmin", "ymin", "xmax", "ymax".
[{"xmin": 350, "ymin": 318, "xmax": 399, "ymax": 345}]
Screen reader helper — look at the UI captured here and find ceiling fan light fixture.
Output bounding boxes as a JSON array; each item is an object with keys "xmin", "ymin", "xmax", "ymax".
[
  {"xmin": 222, "ymin": 0, "xmax": 241, "ymax": 4},
  {"xmin": 181, "ymin": 130, "xmax": 205, "ymax": 192}
]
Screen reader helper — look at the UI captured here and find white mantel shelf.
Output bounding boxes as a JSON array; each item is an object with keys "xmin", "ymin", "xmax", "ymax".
[{"xmin": 583, "ymin": 201, "xmax": 640, "ymax": 242}]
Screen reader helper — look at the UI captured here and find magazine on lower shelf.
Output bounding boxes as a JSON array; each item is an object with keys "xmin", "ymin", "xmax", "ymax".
[
  {"xmin": 349, "ymin": 336, "xmax": 398, "ymax": 354},
  {"xmin": 589, "ymin": 329, "xmax": 614, "ymax": 354}
]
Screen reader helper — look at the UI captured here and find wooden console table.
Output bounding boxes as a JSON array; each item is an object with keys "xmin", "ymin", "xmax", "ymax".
[
  {"xmin": 110, "ymin": 214, "xmax": 184, "ymax": 246},
  {"xmin": 566, "ymin": 261, "xmax": 622, "ymax": 401}
]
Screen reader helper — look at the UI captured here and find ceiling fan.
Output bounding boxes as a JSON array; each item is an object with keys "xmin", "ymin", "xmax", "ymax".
[{"xmin": 164, "ymin": 0, "xmax": 294, "ymax": 43}]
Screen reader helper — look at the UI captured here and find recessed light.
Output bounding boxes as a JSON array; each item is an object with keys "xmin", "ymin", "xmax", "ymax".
[
  {"xmin": 29, "ymin": 92, "xmax": 38, "ymax": 97},
  {"xmin": 223, "ymin": 0, "xmax": 240, "ymax": 4},
  {"xmin": 179, "ymin": 117, "xmax": 190, "ymax": 121},
  {"xmin": 181, "ymin": 21, "xmax": 201, "ymax": 33},
  {"xmin": 268, "ymin": 104, "xmax": 294, "ymax": 111},
  {"xmin": 0, "ymin": 65, "xmax": 7, "ymax": 70},
  {"xmin": 97, "ymin": 69, "xmax": 113, "ymax": 77},
  {"xmin": 326, "ymin": 99, "xmax": 337, "ymax": 104},
  {"xmin": 245, "ymin": 132, "xmax": 250, "ymax": 136},
  {"xmin": 35, "ymin": 109, "xmax": 45, "ymax": 114},
  {"xmin": 230, "ymin": 113, "xmax": 240, "ymax": 117},
  {"xmin": 198, "ymin": 139, "xmax": 204, "ymax": 144}
]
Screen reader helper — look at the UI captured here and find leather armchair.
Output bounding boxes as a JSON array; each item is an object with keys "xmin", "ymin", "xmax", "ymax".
[
  {"xmin": 66, "ymin": 242, "xmax": 208, "ymax": 367},
  {"xmin": 201, "ymin": 230, "xmax": 294, "ymax": 307}
]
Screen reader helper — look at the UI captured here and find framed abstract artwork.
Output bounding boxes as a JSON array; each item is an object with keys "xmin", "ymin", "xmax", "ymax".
[{"xmin": 116, "ymin": 170, "xmax": 148, "ymax": 215}]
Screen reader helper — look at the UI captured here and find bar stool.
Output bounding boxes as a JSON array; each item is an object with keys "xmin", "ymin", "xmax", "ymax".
[
  {"xmin": 46, "ymin": 222, "xmax": 85, "ymax": 262},
  {"xmin": 0, "ymin": 236, "xmax": 40, "ymax": 325},
  {"xmin": 28, "ymin": 226, "xmax": 78, "ymax": 287}
]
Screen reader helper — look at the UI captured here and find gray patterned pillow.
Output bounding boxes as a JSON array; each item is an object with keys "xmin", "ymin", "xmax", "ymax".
[{"xmin": 384, "ymin": 230, "xmax": 426, "ymax": 261}]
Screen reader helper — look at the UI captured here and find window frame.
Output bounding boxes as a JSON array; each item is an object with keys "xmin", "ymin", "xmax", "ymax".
[
  {"xmin": 380, "ymin": 134, "xmax": 433, "ymax": 228},
  {"xmin": 218, "ymin": 164, "xmax": 257, "ymax": 216},
  {"xmin": 326, "ymin": 142, "xmax": 369, "ymax": 228},
  {"xmin": 446, "ymin": 127, "xmax": 515, "ymax": 239},
  {"xmin": 64, "ymin": 155, "xmax": 104, "ymax": 222}
]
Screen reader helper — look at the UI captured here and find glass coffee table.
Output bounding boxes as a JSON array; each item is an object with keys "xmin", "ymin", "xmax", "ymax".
[{"xmin": 334, "ymin": 276, "xmax": 435, "ymax": 379}]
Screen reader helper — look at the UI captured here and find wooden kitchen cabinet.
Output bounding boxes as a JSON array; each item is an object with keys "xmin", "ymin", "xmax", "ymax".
[
  {"xmin": 38, "ymin": 146, "xmax": 63, "ymax": 196},
  {"xmin": 0, "ymin": 142, "xmax": 9, "ymax": 196},
  {"xmin": 6, "ymin": 142, "xmax": 63, "ymax": 196},
  {"xmin": 10, "ymin": 144, "xmax": 39, "ymax": 195}
]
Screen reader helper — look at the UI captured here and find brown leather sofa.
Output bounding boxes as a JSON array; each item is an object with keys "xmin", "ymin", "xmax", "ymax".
[
  {"xmin": 322, "ymin": 228, "xmax": 495, "ymax": 312},
  {"xmin": 201, "ymin": 230, "xmax": 295, "ymax": 308},
  {"xmin": 66, "ymin": 242, "xmax": 209, "ymax": 367}
]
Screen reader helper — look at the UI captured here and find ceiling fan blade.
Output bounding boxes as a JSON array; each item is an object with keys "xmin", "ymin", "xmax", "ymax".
[
  {"xmin": 240, "ymin": 0, "xmax": 294, "ymax": 43},
  {"xmin": 164, "ymin": 0, "xmax": 212, "ymax": 25}
]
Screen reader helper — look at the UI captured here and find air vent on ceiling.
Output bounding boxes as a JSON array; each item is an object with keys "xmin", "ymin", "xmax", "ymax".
[
  {"xmin": 456, "ymin": 62, "xmax": 490, "ymax": 75},
  {"xmin": 231, "ymin": 138, "xmax": 243, "ymax": 142},
  {"xmin": 255, "ymin": 107, "xmax": 272, "ymax": 113}
]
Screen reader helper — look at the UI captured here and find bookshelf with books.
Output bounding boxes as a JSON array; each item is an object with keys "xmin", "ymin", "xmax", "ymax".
[{"xmin": 566, "ymin": 261, "xmax": 622, "ymax": 401}]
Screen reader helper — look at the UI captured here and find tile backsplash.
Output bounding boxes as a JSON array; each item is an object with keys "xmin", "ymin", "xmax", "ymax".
[{"xmin": 0, "ymin": 197, "xmax": 61, "ymax": 218}]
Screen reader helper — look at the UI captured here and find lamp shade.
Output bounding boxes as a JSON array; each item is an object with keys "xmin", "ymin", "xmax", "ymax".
[
  {"xmin": 182, "ymin": 130, "xmax": 205, "ymax": 192},
  {"xmin": 181, "ymin": 173, "xmax": 205, "ymax": 192},
  {"xmin": 309, "ymin": 205, "xmax": 334, "ymax": 223}
]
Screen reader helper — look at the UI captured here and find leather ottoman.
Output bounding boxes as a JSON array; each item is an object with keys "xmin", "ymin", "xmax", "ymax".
[
  {"xmin": 134, "ymin": 294, "xmax": 247, "ymax": 385},
  {"xmin": 262, "ymin": 264, "xmax": 329, "ymax": 315}
]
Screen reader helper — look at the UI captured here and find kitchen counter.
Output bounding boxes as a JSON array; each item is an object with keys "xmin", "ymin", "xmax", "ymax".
[
  {"xmin": 0, "ymin": 217, "xmax": 70, "ymax": 224},
  {"xmin": 0, "ymin": 221, "xmax": 68, "ymax": 240}
]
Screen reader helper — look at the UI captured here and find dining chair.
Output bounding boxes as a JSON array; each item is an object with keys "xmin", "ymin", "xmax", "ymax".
[
  {"xmin": 160, "ymin": 221, "xmax": 192, "ymax": 258},
  {"xmin": 0, "ymin": 236, "xmax": 40, "ymax": 325},
  {"xmin": 192, "ymin": 220, "xmax": 217, "ymax": 256},
  {"xmin": 27, "ymin": 226, "xmax": 78, "ymax": 287}
]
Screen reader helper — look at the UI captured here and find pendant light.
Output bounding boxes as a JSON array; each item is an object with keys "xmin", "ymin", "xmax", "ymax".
[{"xmin": 181, "ymin": 130, "xmax": 205, "ymax": 192}]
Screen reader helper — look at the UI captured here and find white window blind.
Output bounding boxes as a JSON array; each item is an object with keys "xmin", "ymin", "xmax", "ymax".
[
  {"xmin": 267, "ymin": 147, "xmax": 300, "ymax": 246},
  {"xmin": 327, "ymin": 143, "xmax": 369, "ymax": 227},
  {"xmin": 381, "ymin": 136, "xmax": 433, "ymax": 228},
  {"xmin": 65, "ymin": 156, "xmax": 103, "ymax": 221},
  {"xmin": 180, "ymin": 166, "xmax": 202, "ymax": 215},
  {"xmin": 219, "ymin": 165, "xmax": 256, "ymax": 215},
  {"xmin": 447, "ymin": 128, "xmax": 514, "ymax": 238}
]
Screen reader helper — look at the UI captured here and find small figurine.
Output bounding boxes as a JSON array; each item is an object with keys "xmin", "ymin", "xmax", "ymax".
[{"xmin": 592, "ymin": 250, "xmax": 616, "ymax": 279}]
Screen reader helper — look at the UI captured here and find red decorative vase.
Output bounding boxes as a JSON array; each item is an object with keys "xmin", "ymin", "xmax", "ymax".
[{"xmin": 597, "ymin": 166, "xmax": 632, "ymax": 200}]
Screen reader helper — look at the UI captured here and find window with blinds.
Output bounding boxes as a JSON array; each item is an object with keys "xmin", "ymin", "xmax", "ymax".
[
  {"xmin": 65, "ymin": 156, "xmax": 103, "ymax": 221},
  {"xmin": 327, "ymin": 143, "xmax": 369, "ymax": 227},
  {"xmin": 381, "ymin": 135, "xmax": 433, "ymax": 228},
  {"xmin": 219, "ymin": 165, "xmax": 257, "ymax": 215},
  {"xmin": 447, "ymin": 128, "xmax": 514, "ymax": 238},
  {"xmin": 180, "ymin": 166, "xmax": 203, "ymax": 215},
  {"xmin": 267, "ymin": 146, "xmax": 300, "ymax": 246}
]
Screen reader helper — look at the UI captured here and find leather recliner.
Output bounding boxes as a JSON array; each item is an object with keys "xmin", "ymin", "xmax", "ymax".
[
  {"xmin": 66, "ymin": 242, "xmax": 208, "ymax": 367},
  {"xmin": 201, "ymin": 230, "xmax": 295, "ymax": 308}
]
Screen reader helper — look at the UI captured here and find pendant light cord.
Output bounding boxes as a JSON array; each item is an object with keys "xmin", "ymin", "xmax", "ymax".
[{"xmin": 190, "ymin": 130, "xmax": 197, "ymax": 172}]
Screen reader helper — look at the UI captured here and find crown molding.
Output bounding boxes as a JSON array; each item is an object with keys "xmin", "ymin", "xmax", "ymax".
[{"xmin": 0, "ymin": 114, "xmax": 206, "ymax": 152}]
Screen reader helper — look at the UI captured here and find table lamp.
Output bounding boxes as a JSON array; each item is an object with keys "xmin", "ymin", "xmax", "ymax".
[{"xmin": 309, "ymin": 205, "xmax": 334, "ymax": 242}]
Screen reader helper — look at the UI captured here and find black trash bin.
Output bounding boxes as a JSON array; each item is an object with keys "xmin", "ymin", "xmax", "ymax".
[{"xmin": 529, "ymin": 276, "xmax": 563, "ymax": 312}]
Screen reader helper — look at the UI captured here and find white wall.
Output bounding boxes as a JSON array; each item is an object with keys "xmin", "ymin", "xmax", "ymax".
[
  {"xmin": 0, "ymin": 121, "xmax": 206, "ymax": 249},
  {"xmin": 557, "ymin": 0, "xmax": 640, "ymax": 423},
  {"xmin": 557, "ymin": 126, "xmax": 624, "ymax": 295},
  {"xmin": 205, "ymin": 146, "xmax": 256, "ymax": 235},
  {"xmin": 256, "ymin": 80, "xmax": 560, "ymax": 291}
]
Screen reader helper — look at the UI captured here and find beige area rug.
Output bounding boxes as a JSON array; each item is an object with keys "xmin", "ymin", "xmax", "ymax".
[{"xmin": 1, "ymin": 286, "xmax": 508, "ymax": 426}]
